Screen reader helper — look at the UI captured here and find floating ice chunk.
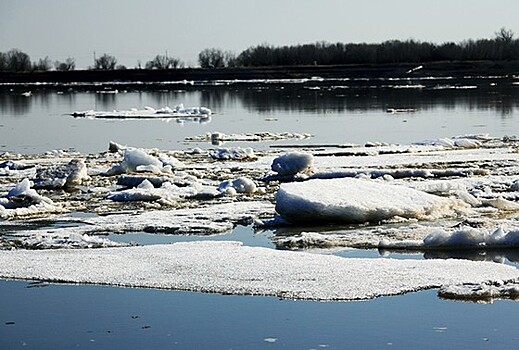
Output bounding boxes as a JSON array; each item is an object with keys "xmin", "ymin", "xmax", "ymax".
[
  {"xmin": 424, "ymin": 228, "xmax": 486, "ymax": 248},
  {"xmin": 108, "ymin": 141, "xmax": 126, "ymax": 153},
  {"xmin": 106, "ymin": 148, "xmax": 164, "ymax": 175},
  {"xmin": 453, "ymin": 138, "xmax": 481, "ymax": 148},
  {"xmin": 107, "ymin": 180, "xmax": 172, "ymax": 202},
  {"xmin": 72, "ymin": 105, "xmax": 211, "ymax": 119},
  {"xmin": 3, "ymin": 178, "xmax": 53, "ymax": 208},
  {"xmin": 271, "ymin": 152, "xmax": 314, "ymax": 176},
  {"xmin": 0, "ymin": 179, "xmax": 60, "ymax": 218},
  {"xmin": 137, "ymin": 179, "xmax": 155, "ymax": 190},
  {"xmin": 0, "ymin": 241, "xmax": 515, "ymax": 301},
  {"xmin": 439, "ymin": 280, "xmax": 519, "ymax": 302},
  {"xmin": 275, "ymin": 178, "xmax": 465, "ymax": 224},
  {"xmin": 218, "ymin": 177, "xmax": 257, "ymax": 194},
  {"xmin": 211, "ymin": 147, "xmax": 256, "ymax": 160},
  {"xmin": 158, "ymin": 154, "xmax": 184, "ymax": 169},
  {"xmin": 423, "ymin": 227, "xmax": 519, "ymax": 249},
  {"xmin": 0, "ymin": 160, "xmax": 33, "ymax": 171},
  {"xmin": 275, "ymin": 231, "xmax": 347, "ymax": 249},
  {"xmin": 481, "ymin": 198, "xmax": 519, "ymax": 211},
  {"xmin": 34, "ymin": 159, "xmax": 89, "ymax": 189},
  {"xmin": 186, "ymin": 131, "xmax": 312, "ymax": 144}
]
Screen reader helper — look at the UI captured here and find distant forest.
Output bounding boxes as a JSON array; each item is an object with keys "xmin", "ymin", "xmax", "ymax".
[{"xmin": 1, "ymin": 28, "xmax": 518, "ymax": 72}]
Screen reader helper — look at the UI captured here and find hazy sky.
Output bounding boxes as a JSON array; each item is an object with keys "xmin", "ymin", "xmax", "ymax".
[{"xmin": 1, "ymin": 0, "xmax": 518, "ymax": 68}]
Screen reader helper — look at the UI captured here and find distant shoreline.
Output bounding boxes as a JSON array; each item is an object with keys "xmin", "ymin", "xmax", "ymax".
[{"xmin": 1, "ymin": 60, "xmax": 518, "ymax": 89}]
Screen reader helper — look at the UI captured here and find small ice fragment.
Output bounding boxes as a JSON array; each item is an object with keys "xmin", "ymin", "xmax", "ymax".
[
  {"xmin": 106, "ymin": 148, "xmax": 164, "ymax": 175},
  {"xmin": 263, "ymin": 338, "xmax": 277, "ymax": 343},
  {"xmin": 211, "ymin": 147, "xmax": 255, "ymax": 160},
  {"xmin": 218, "ymin": 177, "xmax": 257, "ymax": 194},
  {"xmin": 271, "ymin": 152, "xmax": 314, "ymax": 175}
]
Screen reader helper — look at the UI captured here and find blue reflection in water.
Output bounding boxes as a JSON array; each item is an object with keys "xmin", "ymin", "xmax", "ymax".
[{"xmin": 1, "ymin": 280, "xmax": 519, "ymax": 350}]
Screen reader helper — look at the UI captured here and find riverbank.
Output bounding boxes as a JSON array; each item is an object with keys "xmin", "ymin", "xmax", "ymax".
[{"xmin": 1, "ymin": 60, "xmax": 518, "ymax": 88}]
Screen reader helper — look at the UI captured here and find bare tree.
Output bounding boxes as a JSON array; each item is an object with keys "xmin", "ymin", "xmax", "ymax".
[
  {"xmin": 0, "ymin": 52, "xmax": 7, "ymax": 71},
  {"xmin": 5, "ymin": 49, "xmax": 32, "ymax": 72},
  {"xmin": 33, "ymin": 56, "xmax": 52, "ymax": 71},
  {"xmin": 495, "ymin": 27, "xmax": 514, "ymax": 42},
  {"xmin": 55, "ymin": 57, "xmax": 76, "ymax": 71},
  {"xmin": 198, "ymin": 48, "xmax": 234, "ymax": 68},
  {"xmin": 94, "ymin": 53, "xmax": 117, "ymax": 70},
  {"xmin": 145, "ymin": 54, "xmax": 182, "ymax": 69}
]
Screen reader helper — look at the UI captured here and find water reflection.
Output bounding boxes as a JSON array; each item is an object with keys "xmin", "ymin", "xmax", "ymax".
[
  {"xmin": 231, "ymin": 84, "xmax": 519, "ymax": 115},
  {"xmin": 380, "ymin": 248, "xmax": 519, "ymax": 265},
  {"xmin": 0, "ymin": 93, "xmax": 32, "ymax": 115},
  {"xmin": 1, "ymin": 84, "xmax": 518, "ymax": 117}
]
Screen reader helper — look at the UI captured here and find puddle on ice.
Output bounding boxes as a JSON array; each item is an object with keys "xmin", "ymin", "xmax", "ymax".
[{"xmin": 2, "ymin": 279, "xmax": 519, "ymax": 350}]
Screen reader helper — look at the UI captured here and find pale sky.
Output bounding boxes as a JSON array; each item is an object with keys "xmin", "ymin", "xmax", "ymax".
[{"xmin": 1, "ymin": 0, "xmax": 518, "ymax": 68}]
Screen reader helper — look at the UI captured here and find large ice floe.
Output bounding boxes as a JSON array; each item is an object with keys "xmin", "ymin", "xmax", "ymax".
[
  {"xmin": 0, "ymin": 241, "xmax": 516, "ymax": 301},
  {"xmin": 275, "ymin": 178, "xmax": 467, "ymax": 224}
]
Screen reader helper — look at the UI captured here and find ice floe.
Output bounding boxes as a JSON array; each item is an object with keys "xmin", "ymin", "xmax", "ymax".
[
  {"xmin": 218, "ymin": 177, "xmax": 258, "ymax": 195},
  {"xmin": 439, "ymin": 280, "xmax": 519, "ymax": 302},
  {"xmin": 211, "ymin": 147, "xmax": 256, "ymax": 160},
  {"xmin": 275, "ymin": 178, "xmax": 466, "ymax": 224},
  {"xmin": 271, "ymin": 152, "xmax": 314, "ymax": 176},
  {"xmin": 71, "ymin": 105, "xmax": 211, "ymax": 119},
  {"xmin": 19, "ymin": 232, "xmax": 129, "ymax": 250},
  {"xmin": 0, "ymin": 179, "xmax": 62, "ymax": 219},
  {"xmin": 186, "ymin": 131, "xmax": 312, "ymax": 144},
  {"xmin": 105, "ymin": 148, "xmax": 166, "ymax": 175},
  {"xmin": 378, "ymin": 227, "xmax": 519, "ymax": 250},
  {"xmin": 0, "ymin": 241, "xmax": 515, "ymax": 301},
  {"xmin": 12, "ymin": 201, "xmax": 274, "ymax": 237}
]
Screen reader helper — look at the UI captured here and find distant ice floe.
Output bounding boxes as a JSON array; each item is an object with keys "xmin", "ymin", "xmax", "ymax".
[
  {"xmin": 186, "ymin": 131, "xmax": 312, "ymax": 144},
  {"xmin": 417, "ymin": 134, "xmax": 496, "ymax": 149},
  {"xmin": 275, "ymin": 178, "xmax": 467, "ymax": 224},
  {"xmin": 71, "ymin": 105, "xmax": 211, "ymax": 119},
  {"xmin": 211, "ymin": 147, "xmax": 256, "ymax": 160},
  {"xmin": 0, "ymin": 241, "xmax": 515, "ymax": 301}
]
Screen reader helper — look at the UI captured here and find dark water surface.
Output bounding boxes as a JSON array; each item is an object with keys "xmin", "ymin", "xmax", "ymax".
[{"xmin": 1, "ymin": 279, "xmax": 519, "ymax": 350}]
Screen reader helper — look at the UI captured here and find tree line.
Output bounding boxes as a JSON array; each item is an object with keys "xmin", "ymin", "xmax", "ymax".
[
  {"xmin": 1, "ymin": 28, "xmax": 517, "ymax": 72},
  {"xmin": 233, "ymin": 28, "xmax": 519, "ymax": 67}
]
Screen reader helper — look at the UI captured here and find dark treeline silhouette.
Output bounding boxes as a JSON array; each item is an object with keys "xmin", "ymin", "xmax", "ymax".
[{"xmin": 235, "ymin": 28, "xmax": 519, "ymax": 67}]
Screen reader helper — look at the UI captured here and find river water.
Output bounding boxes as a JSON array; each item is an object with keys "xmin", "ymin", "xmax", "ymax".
[
  {"xmin": 2, "ymin": 81, "xmax": 519, "ymax": 349},
  {"xmin": 1, "ymin": 81, "xmax": 519, "ymax": 154}
]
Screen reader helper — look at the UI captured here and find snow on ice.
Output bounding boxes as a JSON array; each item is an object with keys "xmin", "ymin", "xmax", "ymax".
[
  {"xmin": 0, "ymin": 241, "xmax": 516, "ymax": 301},
  {"xmin": 275, "ymin": 178, "xmax": 466, "ymax": 224}
]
